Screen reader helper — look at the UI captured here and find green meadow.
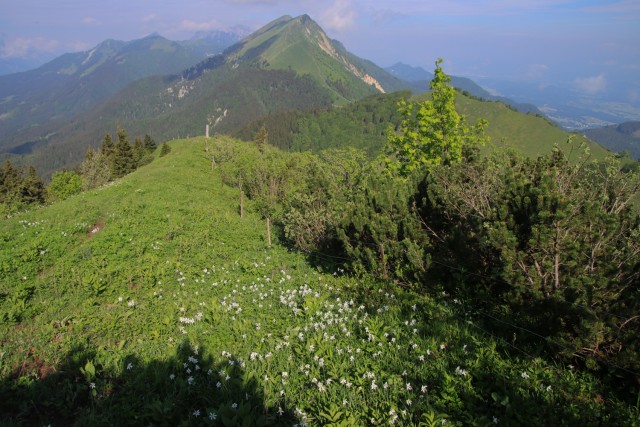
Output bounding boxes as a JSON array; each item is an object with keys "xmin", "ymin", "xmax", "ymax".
[{"xmin": 1, "ymin": 138, "xmax": 637, "ymax": 426}]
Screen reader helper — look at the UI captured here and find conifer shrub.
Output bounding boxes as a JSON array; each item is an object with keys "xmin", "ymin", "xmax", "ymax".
[{"xmin": 159, "ymin": 143, "xmax": 171, "ymax": 157}]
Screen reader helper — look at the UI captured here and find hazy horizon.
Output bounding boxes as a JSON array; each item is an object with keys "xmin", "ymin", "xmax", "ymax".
[{"xmin": 1, "ymin": 0, "xmax": 639, "ymax": 109}]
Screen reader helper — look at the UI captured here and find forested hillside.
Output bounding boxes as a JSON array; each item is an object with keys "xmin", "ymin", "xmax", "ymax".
[
  {"xmin": 13, "ymin": 68, "xmax": 334, "ymax": 178},
  {"xmin": 235, "ymin": 90, "xmax": 611, "ymax": 162},
  {"xmin": 585, "ymin": 121, "xmax": 640, "ymax": 159}
]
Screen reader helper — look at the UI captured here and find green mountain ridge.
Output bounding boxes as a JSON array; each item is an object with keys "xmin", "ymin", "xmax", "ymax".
[
  {"xmin": 0, "ymin": 34, "xmax": 239, "ymax": 150},
  {"xmin": 584, "ymin": 121, "xmax": 640, "ymax": 159},
  {"xmin": 223, "ymin": 14, "xmax": 408, "ymax": 101}
]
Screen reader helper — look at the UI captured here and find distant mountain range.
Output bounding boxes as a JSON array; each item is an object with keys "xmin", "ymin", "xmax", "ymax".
[
  {"xmin": 0, "ymin": 31, "xmax": 242, "ymax": 146},
  {"xmin": 385, "ymin": 62, "xmax": 543, "ymax": 115},
  {"xmin": 474, "ymin": 77, "xmax": 640, "ymax": 131},
  {"xmin": 0, "ymin": 14, "xmax": 622, "ymax": 176}
]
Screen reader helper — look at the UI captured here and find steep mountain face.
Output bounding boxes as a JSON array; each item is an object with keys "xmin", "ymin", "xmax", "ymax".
[
  {"xmin": 219, "ymin": 15, "xmax": 410, "ymax": 102},
  {"xmin": 0, "ymin": 34, "xmax": 239, "ymax": 148}
]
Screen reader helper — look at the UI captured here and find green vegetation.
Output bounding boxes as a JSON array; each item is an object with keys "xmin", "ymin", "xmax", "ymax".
[
  {"xmin": 77, "ymin": 129, "xmax": 158, "ymax": 191},
  {"xmin": 0, "ymin": 161, "xmax": 45, "ymax": 215},
  {"xmin": 1, "ymin": 128, "xmax": 156, "ymax": 218},
  {"xmin": 236, "ymin": 89, "xmax": 610, "ymax": 164},
  {"xmin": 585, "ymin": 121, "xmax": 640, "ymax": 159},
  {"xmin": 2, "ymin": 137, "xmax": 638, "ymax": 426},
  {"xmin": 47, "ymin": 170, "xmax": 83, "ymax": 202},
  {"xmin": 386, "ymin": 59, "xmax": 488, "ymax": 174},
  {"xmin": 1, "ymin": 31, "xmax": 639, "ymax": 427}
]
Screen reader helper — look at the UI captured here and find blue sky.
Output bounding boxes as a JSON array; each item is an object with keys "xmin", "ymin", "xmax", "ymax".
[{"xmin": 1, "ymin": 0, "xmax": 639, "ymax": 103}]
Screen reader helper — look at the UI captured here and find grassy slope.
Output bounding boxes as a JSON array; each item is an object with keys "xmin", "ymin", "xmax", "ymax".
[
  {"xmin": 0, "ymin": 138, "xmax": 635, "ymax": 425},
  {"xmin": 455, "ymin": 95, "xmax": 612, "ymax": 161}
]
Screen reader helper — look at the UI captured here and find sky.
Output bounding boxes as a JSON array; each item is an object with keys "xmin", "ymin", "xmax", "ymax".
[{"xmin": 1, "ymin": 0, "xmax": 639, "ymax": 103}]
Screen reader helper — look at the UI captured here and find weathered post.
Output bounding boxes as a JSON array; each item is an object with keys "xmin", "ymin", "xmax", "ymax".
[
  {"xmin": 267, "ymin": 217, "xmax": 272, "ymax": 246},
  {"xmin": 205, "ymin": 124, "xmax": 210, "ymax": 153},
  {"xmin": 240, "ymin": 191, "xmax": 244, "ymax": 218}
]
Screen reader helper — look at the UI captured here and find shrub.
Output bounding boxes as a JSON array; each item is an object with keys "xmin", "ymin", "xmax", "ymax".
[{"xmin": 47, "ymin": 170, "xmax": 83, "ymax": 201}]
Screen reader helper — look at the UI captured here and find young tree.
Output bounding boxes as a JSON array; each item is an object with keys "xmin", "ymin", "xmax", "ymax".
[
  {"xmin": 386, "ymin": 58, "xmax": 488, "ymax": 175},
  {"xmin": 101, "ymin": 133, "xmax": 115, "ymax": 160},
  {"xmin": 133, "ymin": 137, "xmax": 146, "ymax": 165},
  {"xmin": 47, "ymin": 170, "xmax": 83, "ymax": 201},
  {"xmin": 112, "ymin": 127, "xmax": 136, "ymax": 178},
  {"xmin": 0, "ymin": 160, "xmax": 21, "ymax": 204},
  {"xmin": 254, "ymin": 124, "xmax": 268, "ymax": 153},
  {"xmin": 19, "ymin": 166, "xmax": 46, "ymax": 205},
  {"xmin": 143, "ymin": 134, "xmax": 157, "ymax": 152},
  {"xmin": 80, "ymin": 148, "xmax": 111, "ymax": 189},
  {"xmin": 159, "ymin": 143, "xmax": 171, "ymax": 157}
]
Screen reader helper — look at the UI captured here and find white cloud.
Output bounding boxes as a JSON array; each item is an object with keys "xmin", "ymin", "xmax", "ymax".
[
  {"xmin": 319, "ymin": 0, "xmax": 357, "ymax": 31},
  {"xmin": 69, "ymin": 40, "xmax": 92, "ymax": 52},
  {"xmin": 581, "ymin": 0, "xmax": 640, "ymax": 20},
  {"xmin": 82, "ymin": 17, "xmax": 99, "ymax": 25},
  {"xmin": 371, "ymin": 8, "xmax": 405, "ymax": 23},
  {"xmin": 0, "ymin": 37, "xmax": 60, "ymax": 58},
  {"xmin": 525, "ymin": 63, "xmax": 548, "ymax": 80},
  {"xmin": 573, "ymin": 74, "xmax": 607, "ymax": 95},
  {"xmin": 142, "ymin": 14, "xmax": 159, "ymax": 25},
  {"xmin": 179, "ymin": 19, "xmax": 223, "ymax": 32}
]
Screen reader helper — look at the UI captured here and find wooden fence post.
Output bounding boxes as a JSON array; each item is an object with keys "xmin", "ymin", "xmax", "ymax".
[
  {"xmin": 267, "ymin": 217, "xmax": 272, "ymax": 246},
  {"xmin": 240, "ymin": 191, "xmax": 244, "ymax": 218}
]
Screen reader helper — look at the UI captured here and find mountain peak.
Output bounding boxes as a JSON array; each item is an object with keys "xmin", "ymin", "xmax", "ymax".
[{"xmin": 226, "ymin": 14, "xmax": 387, "ymax": 98}]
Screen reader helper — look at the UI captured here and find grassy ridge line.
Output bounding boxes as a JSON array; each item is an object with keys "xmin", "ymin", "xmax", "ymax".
[
  {"xmin": 0, "ymin": 138, "xmax": 635, "ymax": 425},
  {"xmin": 0, "ymin": 137, "xmax": 265, "ymax": 359},
  {"xmin": 455, "ymin": 95, "xmax": 611, "ymax": 161}
]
